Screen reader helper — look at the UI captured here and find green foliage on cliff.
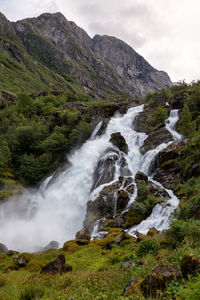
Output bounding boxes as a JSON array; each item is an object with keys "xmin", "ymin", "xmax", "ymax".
[{"xmin": 0, "ymin": 92, "xmax": 94, "ymax": 186}]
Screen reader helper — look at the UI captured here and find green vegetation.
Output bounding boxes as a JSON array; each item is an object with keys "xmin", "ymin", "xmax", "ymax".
[
  {"xmin": 0, "ymin": 89, "xmax": 129, "ymax": 192},
  {"xmin": 124, "ymin": 183, "xmax": 163, "ymax": 228}
]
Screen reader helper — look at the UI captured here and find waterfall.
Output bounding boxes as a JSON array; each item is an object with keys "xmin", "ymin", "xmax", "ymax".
[
  {"xmin": 0, "ymin": 105, "xmax": 146, "ymax": 252},
  {"xmin": 128, "ymin": 109, "xmax": 181, "ymax": 236},
  {"xmin": 165, "ymin": 109, "xmax": 182, "ymax": 141},
  {"xmin": 0, "ymin": 106, "xmax": 181, "ymax": 251}
]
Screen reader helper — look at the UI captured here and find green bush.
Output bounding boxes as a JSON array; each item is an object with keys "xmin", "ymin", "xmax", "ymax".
[
  {"xmin": 17, "ymin": 154, "xmax": 42, "ymax": 185},
  {"xmin": 136, "ymin": 239, "xmax": 159, "ymax": 257},
  {"xmin": 164, "ymin": 219, "xmax": 200, "ymax": 248},
  {"xmin": 178, "ymin": 103, "xmax": 193, "ymax": 136}
]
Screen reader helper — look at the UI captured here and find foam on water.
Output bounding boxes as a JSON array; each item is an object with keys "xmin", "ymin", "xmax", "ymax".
[{"xmin": 0, "ymin": 106, "xmax": 181, "ymax": 251}]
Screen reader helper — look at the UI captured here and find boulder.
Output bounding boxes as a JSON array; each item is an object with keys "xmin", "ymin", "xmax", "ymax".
[
  {"xmin": 135, "ymin": 172, "xmax": 148, "ymax": 182},
  {"xmin": 92, "ymin": 151, "xmax": 131, "ymax": 190},
  {"xmin": 146, "ymin": 182, "xmax": 169, "ymax": 199},
  {"xmin": 122, "ymin": 277, "xmax": 138, "ymax": 295},
  {"xmin": 92, "ymin": 150, "xmax": 119, "ymax": 189},
  {"xmin": 141, "ymin": 126, "xmax": 172, "ymax": 154},
  {"xmin": 0, "ymin": 243, "xmax": 8, "ymax": 253},
  {"xmin": 115, "ymin": 234, "xmax": 124, "ymax": 245},
  {"xmin": 84, "ymin": 180, "xmax": 130, "ymax": 230},
  {"xmin": 13, "ymin": 254, "xmax": 30, "ymax": 268},
  {"xmin": 75, "ymin": 227, "xmax": 91, "ymax": 241},
  {"xmin": 157, "ymin": 141, "xmax": 181, "ymax": 165},
  {"xmin": 40, "ymin": 254, "xmax": 72, "ymax": 274},
  {"xmin": 123, "ymin": 176, "xmax": 135, "ymax": 194},
  {"xmin": 44, "ymin": 241, "xmax": 59, "ymax": 250},
  {"xmin": 109, "ymin": 132, "xmax": 128, "ymax": 154},
  {"xmin": 140, "ymin": 263, "xmax": 182, "ymax": 297},
  {"xmin": 181, "ymin": 253, "xmax": 200, "ymax": 279},
  {"xmin": 120, "ymin": 260, "xmax": 136, "ymax": 269},
  {"xmin": 153, "ymin": 140, "xmax": 187, "ymax": 190}
]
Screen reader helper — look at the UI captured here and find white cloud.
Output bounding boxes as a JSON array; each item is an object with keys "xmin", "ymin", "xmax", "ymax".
[{"xmin": 1, "ymin": 0, "xmax": 200, "ymax": 82}]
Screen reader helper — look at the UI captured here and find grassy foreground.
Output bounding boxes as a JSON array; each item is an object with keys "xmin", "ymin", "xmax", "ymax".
[{"xmin": 1, "ymin": 226, "xmax": 200, "ymax": 300}]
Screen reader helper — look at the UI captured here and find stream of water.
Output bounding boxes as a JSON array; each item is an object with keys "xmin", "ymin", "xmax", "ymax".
[{"xmin": 0, "ymin": 106, "xmax": 181, "ymax": 251}]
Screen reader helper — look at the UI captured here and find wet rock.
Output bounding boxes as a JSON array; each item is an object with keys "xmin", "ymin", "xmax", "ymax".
[
  {"xmin": 109, "ymin": 132, "xmax": 128, "ymax": 154},
  {"xmin": 141, "ymin": 125, "xmax": 171, "ymax": 154},
  {"xmin": 181, "ymin": 253, "xmax": 200, "ymax": 279},
  {"xmin": 92, "ymin": 150, "xmax": 119, "ymax": 189},
  {"xmin": 75, "ymin": 227, "xmax": 91, "ymax": 241},
  {"xmin": 44, "ymin": 241, "xmax": 59, "ymax": 250},
  {"xmin": 124, "ymin": 195, "xmax": 163, "ymax": 229},
  {"xmin": 123, "ymin": 176, "xmax": 135, "ymax": 194},
  {"xmin": 102, "ymin": 216, "xmax": 125, "ymax": 230},
  {"xmin": 154, "ymin": 170, "xmax": 179, "ymax": 191},
  {"xmin": 153, "ymin": 140, "xmax": 187, "ymax": 190},
  {"xmin": 157, "ymin": 141, "xmax": 181, "ymax": 165},
  {"xmin": 92, "ymin": 152, "xmax": 131, "ymax": 190},
  {"xmin": 84, "ymin": 181, "xmax": 129, "ymax": 230},
  {"xmin": 123, "ymin": 278, "xmax": 140, "ymax": 297},
  {"xmin": 140, "ymin": 262, "xmax": 182, "ymax": 297},
  {"xmin": 116, "ymin": 189, "xmax": 130, "ymax": 211},
  {"xmin": 0, "ymin": 243, "xmax": 8, "ymax": 253},
  {"xmin": 146, "ymin": 182, "xmax": 169, "ymax": 199},
  {"xmin": 41, "ymin": 254, "xmax": 72, "ymax": 274},
  {"xmin": 135, "ymin": 172, "xmax": 148, "ymax": 182}
]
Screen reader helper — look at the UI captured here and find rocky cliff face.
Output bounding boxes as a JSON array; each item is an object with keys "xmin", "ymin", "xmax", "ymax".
[
  {"xmin": 0, "ymin": 11, "xmax": 171, "ymax": 99},
  {"xmin": 92, "ymin": 35, "xmax": 171, "ymax": 97}
]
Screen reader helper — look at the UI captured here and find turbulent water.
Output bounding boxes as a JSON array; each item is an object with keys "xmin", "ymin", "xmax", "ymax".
[{"xmin": 0, "ymin": 106, "xmax": 181, "ymax": 252}]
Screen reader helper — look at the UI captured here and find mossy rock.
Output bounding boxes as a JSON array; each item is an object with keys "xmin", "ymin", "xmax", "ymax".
[
  {"xmin": 13, "ymin": 253, "xmax": 31, "ymax": 268},
  {"xmin": 140, "ymin": 262, "xmax": 182, "ymax": 297},
  {"xmin": 124, "ymin": 196, "xmax": 163, "ymax": 229},
  {"xmin": 181, "ymin": 253, "xmax": 200, "ymax": 279},
  {"xmin": 123, "ymin": 278, "xmax": 142, "ymax": 298},
  {"xmin": 155, "ymin": 249, "xmax": 170, "ymax": 262},
  {"xmin": 62, "ymin": 240, "xmax": 85, "ymax": 253},
  {"xmin": 96, "ymin": 228, "xmax": 125, "ymax": 249},
  {"xmin": 102, "ymin": 219, "xmax": 115, "ymax": 230},
  {"xmin": 147, "ymin": 228, "xmax": 160, "ymax": 237}
]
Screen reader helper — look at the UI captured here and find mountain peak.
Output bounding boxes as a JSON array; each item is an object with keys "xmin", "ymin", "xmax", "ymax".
[
  {"xmin": 0, "ymin": 12, "xmax": 16, "ymax": 37},
  {"xmin": 92, "ymin": 34, "xmax": 171, "ymax": 96}
]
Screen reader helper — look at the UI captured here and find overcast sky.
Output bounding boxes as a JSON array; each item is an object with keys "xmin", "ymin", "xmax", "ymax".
[{"xmin": 0, "ymin": 0, "xmax": 199, "ymax": 82}]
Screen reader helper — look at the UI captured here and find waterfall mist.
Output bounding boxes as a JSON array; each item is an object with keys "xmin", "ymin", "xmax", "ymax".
[{"xmin": 0, "ymin": 106, "xmax": 181, "ymax": 252}]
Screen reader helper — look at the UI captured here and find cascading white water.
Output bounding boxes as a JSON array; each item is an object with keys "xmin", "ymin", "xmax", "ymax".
[
  {"xmin": 128, "ymin": 109, "xmax": 181, "ymax": 236},
  {"xmin": 0, "ymin": 105, "xmax": 146, "ymax": 252},
  {"xmin": 0, "ymin": 105, "xmax": 181, "ymax": 251},
  {"xmin": 165, "ymin": 109, "xmax": 182, "ymax": 141}
]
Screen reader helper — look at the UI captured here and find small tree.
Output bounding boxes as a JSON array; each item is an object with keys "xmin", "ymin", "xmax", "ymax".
[{"xmin": 178, "ymin": 103, "xmax": 193, "ymax": 136}]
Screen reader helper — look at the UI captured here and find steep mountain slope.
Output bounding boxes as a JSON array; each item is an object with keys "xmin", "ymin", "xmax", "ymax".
[
  {"xmin": 0, "ymin": 11, "xmax": 171, "ymax": 98},
  {"xmin": 92, "ymin": 35, "xmax": 171, "ymax": 97},
  {"xmin": 13, "ymin": 12, "xmax": 134, "ymax": 99}
]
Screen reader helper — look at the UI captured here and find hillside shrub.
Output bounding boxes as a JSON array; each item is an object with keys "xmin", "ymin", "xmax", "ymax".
[
  {"xmin": 136, "ymin": 239, "xmax": 159, "ymax": 257},
  {"xmin": 164, "ymin": 219, "xmax": 200, "ymax": 248}
]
